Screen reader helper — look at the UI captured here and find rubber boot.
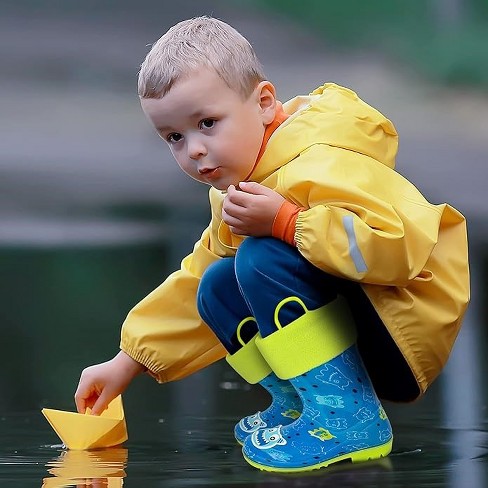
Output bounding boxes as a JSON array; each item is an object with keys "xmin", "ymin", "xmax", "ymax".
[
  {"xmin": 242, "ymin": 297, "xmax": 393, "ymax": 472},
  {"xmin": 226, "ymin": 317, "xmax": 302, "ymax": 445}
]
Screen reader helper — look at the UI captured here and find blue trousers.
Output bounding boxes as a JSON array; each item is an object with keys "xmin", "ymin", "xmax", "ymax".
[
  {"xmin": 197, "ymin": 237, "xmax": 418, "ymax": 401},
  {"xmin": 197, "ymin": 237, "xmax": 362, "ymax": 352}
]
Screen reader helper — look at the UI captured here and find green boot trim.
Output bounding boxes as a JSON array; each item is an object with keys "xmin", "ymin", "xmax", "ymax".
[
  {"xmin": 255, "ymin": 296, "xmax": 356, "ymax": 380},
  {"xmin": 244, "ymin": 438, "xmax": 393, "ymax": 473},
  {"xmin": 226, "ymin": 317, "xmax": 271, "ymax": 384}
]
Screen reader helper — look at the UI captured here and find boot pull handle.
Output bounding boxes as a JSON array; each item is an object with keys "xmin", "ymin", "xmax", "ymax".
[
  {"xmin": 274, "ymin": 296, "xmax": 309, "ymax": 330},
  {"xmin": 236, "ymin": 316, "xmax": 258, "ymax": 347}
]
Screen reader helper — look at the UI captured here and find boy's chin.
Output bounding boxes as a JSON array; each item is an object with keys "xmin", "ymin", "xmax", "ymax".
[
  {"xmin": 211, "ymin": 181, "xmax": 238, "ymax": 192},
  {"xmin": 196, "ymin": 177, "xmax": 239, "ymax": 192},
  {"xmin": 191, "ymin": 176, "xmax": 230, "ymax": 191}
]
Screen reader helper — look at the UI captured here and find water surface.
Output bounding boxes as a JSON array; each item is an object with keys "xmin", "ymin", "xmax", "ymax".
[{"xmin": 1, "ymin": 370, "xmax": 486, "ymax": 487}]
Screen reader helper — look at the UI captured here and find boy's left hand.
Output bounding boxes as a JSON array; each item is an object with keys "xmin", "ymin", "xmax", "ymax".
[{"xmin": 222, "ymin": 181, "xmax": 285, "ymax": 236}]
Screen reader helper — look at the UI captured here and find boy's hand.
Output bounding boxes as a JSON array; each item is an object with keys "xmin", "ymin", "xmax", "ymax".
[
  {"xmin": 222, "ymin": 181, "xmax": 285, "ymax": 236},
  {"xmin": 74, "ymin": 351, "xmax": 145, "ymax": 415}
]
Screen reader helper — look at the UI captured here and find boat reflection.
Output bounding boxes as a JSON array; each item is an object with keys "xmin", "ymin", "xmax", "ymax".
[{"xmin": 42, "ymin": 447, "xmax": 127, "ymax": 488}]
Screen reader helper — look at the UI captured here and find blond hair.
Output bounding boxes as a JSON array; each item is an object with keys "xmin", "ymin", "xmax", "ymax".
[{"xmin": 138, "ymin": 16, "xmax": 266, "ymax": 100}]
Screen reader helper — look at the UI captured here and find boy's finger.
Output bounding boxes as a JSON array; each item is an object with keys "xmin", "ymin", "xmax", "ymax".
[
  {"xmin": 225, "ymin": 189, "xmax": 249, "ymax": 207},
  {"xmin": 90, "ymin": 390, "xmax": 112, "ymax": 416},
  {"xmin": 222, "ymin": 209, "xmax": 243, "ymax": 228},
  {"xmin": 75, "ymin": 395, "xmax": 86, "ymax": 414},
  {"xmin": 238, "ymin": 181, "xmax": 267, "ymax": 195},
  {"xmin": 74, "ymin": 380, "xmax": 91, "ymax": 413}
]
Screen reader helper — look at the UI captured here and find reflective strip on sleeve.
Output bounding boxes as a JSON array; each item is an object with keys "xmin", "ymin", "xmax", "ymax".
[{"xmin": 343, "ymin": 215, "xmax": 368, "ymax": 273}]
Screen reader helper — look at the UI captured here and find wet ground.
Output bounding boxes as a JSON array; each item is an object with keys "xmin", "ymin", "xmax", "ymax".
[
  {"xmin": 0, "ymin": 371, "xmax": 487, "ymax": 487},
  {"xmin": 0, "ymin": 241, "xmax": 485, "ymax": 487},
  {"xmin": 0, "ymin": 237, "xmax": 485, "ymax": 486},
  {"xmin": 1, "ymin": 249, "xmax": 487, "ymax": 487}
]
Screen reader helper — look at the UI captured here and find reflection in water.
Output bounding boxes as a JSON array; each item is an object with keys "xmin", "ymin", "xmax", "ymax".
[
  {"xmin": 253, "ymin": 457, "xmax": 394, "ymax": 487},
  {"xmin": 42, "ymin": 447, "xmax": 127, "ymax": 487}
]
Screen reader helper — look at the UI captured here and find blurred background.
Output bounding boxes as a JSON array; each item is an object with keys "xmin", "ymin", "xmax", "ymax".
[{"xmin": 0, "ymin": 0, "xmax": 487, "ymax": 485}]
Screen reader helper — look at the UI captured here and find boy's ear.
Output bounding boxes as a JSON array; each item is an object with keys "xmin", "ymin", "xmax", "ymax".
[{"xmin": 256, "ymin": 81, "xmax": 277, "ymax": 125}]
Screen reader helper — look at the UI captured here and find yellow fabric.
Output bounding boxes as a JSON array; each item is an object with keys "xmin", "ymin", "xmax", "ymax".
[
  {"xmin": 120, "ymin": 83, "xmax": 470, "ymax": 396},
  {"xmin": 120, "ymin": 224, "xmax": 228, "ymax": 383},
  {"xmin": 256, "ymin": 298, "xmax": 356, "ymax": 379},
  {"xmin": 225, "ymin": 335, "xmax": 272, "ymax": 384}
]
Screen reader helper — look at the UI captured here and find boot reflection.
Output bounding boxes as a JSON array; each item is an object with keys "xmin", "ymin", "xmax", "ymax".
[
  {"xmin": 253, "ymin": 456, "xmax": 393, "ymax": 487},
  {"xmin": 42, "ymin": 447, "xmax": 128, "ymax": 487}
]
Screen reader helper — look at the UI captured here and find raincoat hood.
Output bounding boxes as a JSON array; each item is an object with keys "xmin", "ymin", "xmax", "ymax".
[{"xmin": 251, "ymin": 83, "xmax": 398, "ymax": 182}]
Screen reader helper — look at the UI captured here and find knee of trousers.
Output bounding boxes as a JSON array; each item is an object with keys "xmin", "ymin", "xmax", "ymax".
[
  {"xmin": 235, "ymin": 237, "xmax": 293, "ymax": 293},
  {"xmin": 197, "ymin": 258, "xmax": 236, "ymax": 321}
]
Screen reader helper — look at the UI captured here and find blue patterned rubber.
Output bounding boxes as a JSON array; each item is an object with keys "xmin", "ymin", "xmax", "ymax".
[
  {"xmin": 242, "ymin": 345, "xmax": 393, "ymax": 471},
  {"xmin": 234, "ymin": 372, "xmax": 302, "ymax": 444}
]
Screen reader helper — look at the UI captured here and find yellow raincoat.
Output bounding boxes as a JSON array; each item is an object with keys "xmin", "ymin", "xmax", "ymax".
[{"xmin": 121, "ymin": 83, "xmax": 470, "ymax": 401}]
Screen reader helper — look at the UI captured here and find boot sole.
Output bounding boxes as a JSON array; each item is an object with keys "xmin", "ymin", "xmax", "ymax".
[{"xmin": 243, "ymin": 437, "xmax": 393, "ymax": 473}]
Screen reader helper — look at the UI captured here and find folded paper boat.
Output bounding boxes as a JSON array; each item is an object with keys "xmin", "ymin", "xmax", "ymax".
[{"xmin": 42, "ymin": 395, "xmax": 128, "ymax": 450}]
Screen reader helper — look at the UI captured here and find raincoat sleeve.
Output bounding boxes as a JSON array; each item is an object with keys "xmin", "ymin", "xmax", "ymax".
[
  {"xmin": 282, "ymin": 144, "xmax": 444, "ymax": 286},
  {"xmin": 120, "ymin": 189, "xmax": 229, "ymax": 383}
]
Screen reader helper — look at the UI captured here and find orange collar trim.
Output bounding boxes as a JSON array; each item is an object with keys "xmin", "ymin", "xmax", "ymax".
[{"xmin": 244, "ymin": 101, "xmax": 288, "ymax": 181}]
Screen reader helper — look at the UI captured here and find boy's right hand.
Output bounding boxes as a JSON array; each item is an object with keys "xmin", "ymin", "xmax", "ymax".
[{"xmin": 74, "ymin": 350, "xmax": 146, "ymax": 415}]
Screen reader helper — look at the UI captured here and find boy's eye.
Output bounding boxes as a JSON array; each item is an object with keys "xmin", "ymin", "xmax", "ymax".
[
  {"xmin": 167, "ymin": 132, "xmax": 182, "ymax": 143},
  {"xmin": 199, "ymin": 119, "xmax": 215, "ymax": 130}
]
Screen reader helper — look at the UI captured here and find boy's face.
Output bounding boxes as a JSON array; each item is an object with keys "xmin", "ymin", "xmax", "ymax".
[{"xmin": 140, "ymin": 68, "xmax": 276, "ymax": 191}]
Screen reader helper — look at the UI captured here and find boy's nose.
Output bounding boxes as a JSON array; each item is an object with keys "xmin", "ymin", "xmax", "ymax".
[{"xmin": 187, "ymin": 139, "xmax": 207, "ymax": 160}]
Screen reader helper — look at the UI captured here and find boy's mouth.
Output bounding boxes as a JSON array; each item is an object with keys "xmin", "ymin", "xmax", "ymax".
[{"xmin": 199, "ymin": 167, "xmax": 221, "ymax": 180}]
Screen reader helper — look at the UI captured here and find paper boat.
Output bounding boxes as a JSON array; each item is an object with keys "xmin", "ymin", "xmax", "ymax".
[
  {"xmin": 42, "ymin": 447, "xmax": 127, "ymax": 487},
  {"xmin": 42, "ymin": 395, "xmax": 128, "ymax": 450}
]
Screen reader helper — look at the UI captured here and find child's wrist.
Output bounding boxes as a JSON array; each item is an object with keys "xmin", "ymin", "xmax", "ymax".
[
  {"xmin": 272, "ymin": 200, "xmax": 302, "ymax": 245},
  {"xmin": 114, "ymin": 350, "xmax": 147, "ymax": 377}
]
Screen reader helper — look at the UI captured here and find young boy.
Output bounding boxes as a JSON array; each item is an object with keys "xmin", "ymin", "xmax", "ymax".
[{"xmin": 75, "ymin": 16, "xmax": 470, "ymax": 472}]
